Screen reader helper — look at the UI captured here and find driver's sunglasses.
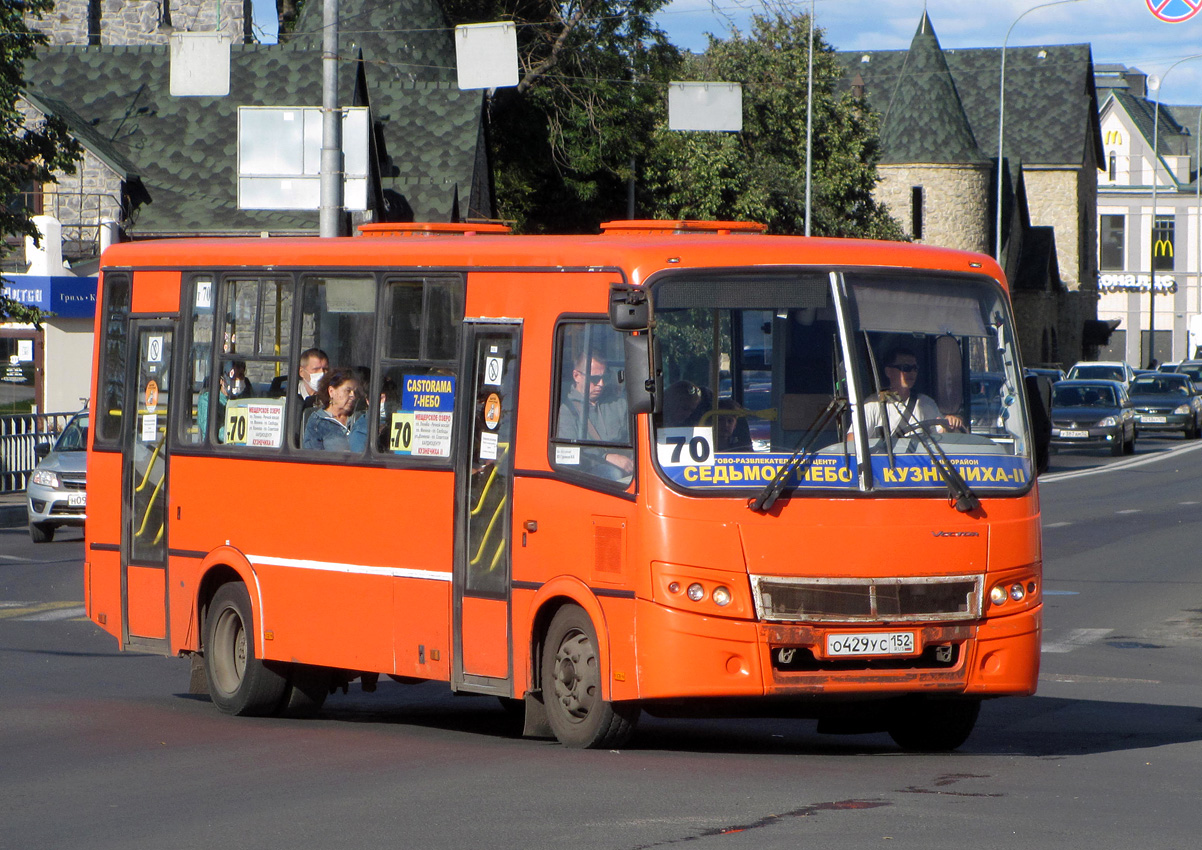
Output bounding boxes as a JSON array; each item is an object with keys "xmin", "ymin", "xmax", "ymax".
[
  {"xmin": 888, "ymin": 363, "xmax": 918, "ymax": 373},
  {"xmin": 577, "ymin": 371, "xmax": 605, "ymax": 384}
]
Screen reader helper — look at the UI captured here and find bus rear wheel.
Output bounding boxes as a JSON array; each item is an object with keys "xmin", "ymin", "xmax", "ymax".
[
  {"xmin": 541, "ymin": 605, "xmax": 638, "ymax": 748},
  {"xmin": 886, "ymin": 696, "xmax": 980, "ymax": 752},
  {"xmin": 205, "ymin": 582, "xmax": 288, "ymax": 716}
]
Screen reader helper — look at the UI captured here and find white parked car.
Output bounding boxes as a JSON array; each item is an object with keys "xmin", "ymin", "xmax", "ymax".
[
  {"xmin": 25, "ymin": 412, "xmax": 88, "ymax": 543},
  {"xmin": 1065, "ymin": 360, "xmax": 1136, "ymax": 389}
]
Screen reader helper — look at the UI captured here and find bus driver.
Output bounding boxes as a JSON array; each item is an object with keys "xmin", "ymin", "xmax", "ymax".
[{"xmin": 557, "ymin": 352, "xmax": 633, "ymax": 477}]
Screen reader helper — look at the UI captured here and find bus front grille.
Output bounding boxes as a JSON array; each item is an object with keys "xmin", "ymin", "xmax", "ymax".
[{"xmin": 750, "ymin": 575, "xmax": 983, "ymax": 623}]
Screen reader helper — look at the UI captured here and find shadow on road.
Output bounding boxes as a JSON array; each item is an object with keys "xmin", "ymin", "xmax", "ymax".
[{"xmin": 175, "ymin": 680, "xmax": 1201, "ymax": 757}]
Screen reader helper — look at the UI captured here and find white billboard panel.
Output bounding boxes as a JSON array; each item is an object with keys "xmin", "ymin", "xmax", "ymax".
[
  {"xmin": 237, "ymin": 107, "xmax": 370, "ymax": 210},
  {"xmin": 668, "ymin": 82, "xmax": 743, "ymax": 132},
  {"xmin": 170, "ymin": 32, "xmax": 231, "ymax": 97},
  {"xmin": 455, "ymin": 22, "xmax": 519, "ymax": 90}
]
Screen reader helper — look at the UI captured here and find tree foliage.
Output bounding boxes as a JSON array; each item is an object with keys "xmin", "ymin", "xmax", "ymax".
[
  {"xmin": 1, "ymin": 0, "xmax": 83, "ymax": 322},
  {"xmin": 641, "ymin": 12, "xmax": 904, "ymax": 239},
  {"xmin": 442, "ymin": 0, "xmax": 680, "ymax": 232}
]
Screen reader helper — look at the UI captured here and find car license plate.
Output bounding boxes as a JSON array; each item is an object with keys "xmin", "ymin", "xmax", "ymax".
[
  {"xmin": 1140, "ymin": 415, "xmax": 1167, "ymax": 424},
  {"xmin": 68, "ymin": 492, "xmax": 86, "ymax": 507},
  {"xmin": 825, "ymin": 631, "xmax": 915, "ymax": 657},
  {"xmin": 1059, "ymin": 429, "xmax": 1088, "ymax": 438}
]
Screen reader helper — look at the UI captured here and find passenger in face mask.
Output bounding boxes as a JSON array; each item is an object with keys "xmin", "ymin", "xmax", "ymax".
[
  {"xmin": 221, "ymin": 360, "xmax": 251, "ymax": 400},
  {"xmin": 298, "ymin": 348, "xmax": 329, "ymax": 408}
]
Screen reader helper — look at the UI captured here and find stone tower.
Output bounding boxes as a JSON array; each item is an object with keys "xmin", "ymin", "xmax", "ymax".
[{"xmin": 872, "ymin": 13, "xmax": 991, "ymax": 254}]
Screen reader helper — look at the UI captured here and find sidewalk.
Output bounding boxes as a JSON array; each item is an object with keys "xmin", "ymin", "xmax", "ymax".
[{"xmin": 0, "ymin": 491, "xmax": 27, "ymax": 530}]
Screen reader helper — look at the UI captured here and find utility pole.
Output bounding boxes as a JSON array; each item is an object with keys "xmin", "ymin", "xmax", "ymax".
[{"xmin": 319, "ymin": 0, "xmax": 344, "ymax": 237}]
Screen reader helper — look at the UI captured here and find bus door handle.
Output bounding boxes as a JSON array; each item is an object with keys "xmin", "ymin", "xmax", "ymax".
[{"xmin": 522, "ymin": 519, "xmax": 537, "ymax": 547}]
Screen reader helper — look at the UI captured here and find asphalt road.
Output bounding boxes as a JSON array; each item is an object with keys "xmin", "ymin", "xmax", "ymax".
[{"xmin": 3, "ymin": 438, "xmax": 1202, "ymax": 849}]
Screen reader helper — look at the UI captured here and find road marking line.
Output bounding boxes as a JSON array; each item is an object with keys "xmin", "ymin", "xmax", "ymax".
[
  {"xmin": 1182, "ymin": 501, "xmax": 1200, "ymax": 505},
  {"xmin": 1116, "ymin": 509, "xmax": 1142, "ymax": 514},
  {"xmin": 0, "ymin": 555, "xmax": 32, "ymax": 562},
  {"xmin": 21, "ymin": 606, "xmax": 87, "ymax": 621},
  {"xmin": 1042, "ymin": 628, "xmax": 1112, "ymax": 654},
  {"xmin": 0, "ymin": 601, "xmax": 84, "ymax": 621},
  {"xmin": 1041, "ymin": 440, "xmax": 1202, "ymax": 483},
  {"xmin": 1041, "ymin": 673, "xmax": 1160, "ymax": 685},
  {"xmin": 1043, "ymin": 590, "xmax": 1080, "ymax": 596},
  {"xmin": 1044, "ymin": 521, "xmax": 1072, "ymax": 528}
]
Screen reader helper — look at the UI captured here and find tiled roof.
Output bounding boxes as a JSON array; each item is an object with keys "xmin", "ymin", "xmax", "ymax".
[
  {"xmin": 23, "ymin": 6, "xmax": 488, "ymax": 236},
  {"xmin": 840, "ymin": 33, "xmax": 1102, "ymax": 169},
  {"xmin": 876, "ymin": 13, "xmax": 986, "ymax": 165}
]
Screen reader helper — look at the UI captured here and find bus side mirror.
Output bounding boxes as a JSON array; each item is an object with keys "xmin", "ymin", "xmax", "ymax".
[
  {"xmin": 623, "ymin": 333, "xmax": 657, "ymax": 415},
  {"xmin": 609, "ymin": 285, "xmax": 649, "ymax": 331}
]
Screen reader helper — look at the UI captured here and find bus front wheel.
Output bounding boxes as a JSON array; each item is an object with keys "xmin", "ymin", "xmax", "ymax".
[
  {"xmin": 205, "ymin": 582, "xmax": 288, "ymax": 716},
  {"xmin": 886, "ymin": 696, "xmax": 980, "ymax": 752},
  {"xmin": 541, "ymin": 605, "xmax": 639, "ymax": 748}
]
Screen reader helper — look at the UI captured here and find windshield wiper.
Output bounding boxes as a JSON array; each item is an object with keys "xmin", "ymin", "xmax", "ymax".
[
  {"xmin": 888, "ymin": 402, "xmax": 980, "ymax": 514},
  {"xmin": 750, "ymin": 397, "xmax": 847, "ymax": 513}
]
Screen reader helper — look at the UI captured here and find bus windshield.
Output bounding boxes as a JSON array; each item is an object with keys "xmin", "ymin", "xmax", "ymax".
[{"xmin": 650, "ymin": 269, "xmax": 1033, "ymax": 497}]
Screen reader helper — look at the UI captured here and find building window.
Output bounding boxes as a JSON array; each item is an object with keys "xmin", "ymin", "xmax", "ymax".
[
  {"xmin": 1108, "ymin": 152, "xmax": 1117, "ymax": 181},
  {"xmin": 910, "ymin": 187, "xmax": 923, "ymax": 239},
  {"xmin": 1153, "ymin": 215, "xmax": 1175, "ymax": 271},
  {"xmin": 1099, "ymin": 214, "xmax": 1124, "ymax": 270}
]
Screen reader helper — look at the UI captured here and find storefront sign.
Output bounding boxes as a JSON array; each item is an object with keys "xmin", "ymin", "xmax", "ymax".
[{"xmin": 1098, "ymin": 273, "xmax": 1177, "ymax": 294}]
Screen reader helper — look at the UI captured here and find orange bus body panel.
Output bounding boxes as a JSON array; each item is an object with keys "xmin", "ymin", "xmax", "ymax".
[
  {"xmin": 130, "ymin": 270, "xmax": 181, "ymax": 314},
  {"xmin": 126, "ymin": 566, "xmax": 167, "ymax": 638}
]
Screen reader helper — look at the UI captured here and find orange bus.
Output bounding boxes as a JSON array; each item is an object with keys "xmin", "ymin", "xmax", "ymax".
[{"xmin": 84, "ymin": 220, "xmax": 1042, "ymax": 751}]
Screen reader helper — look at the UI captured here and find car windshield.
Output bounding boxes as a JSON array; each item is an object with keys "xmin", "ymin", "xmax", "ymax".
[
  {"xmin": 1071, "ymin": 365, "xmax": 1123, "ymax": 382},
  {"xmin": 1177, "ymin": 365, "xmax": 1202, "ymax": 381},
  {"xmin": 54, "ymin": 414, "xmax": 89, "ymax": 452},
  {"xmin": 1053, "ymin": 385, "xmax": 1117, "ymax": 407},
  {"xmin": 649, "ymin": 270, "xmax": 1032, "ymax": 498},
  {"xmin": 1130, "ymin": 377, "xmax": 1188, "ymax": 395}
]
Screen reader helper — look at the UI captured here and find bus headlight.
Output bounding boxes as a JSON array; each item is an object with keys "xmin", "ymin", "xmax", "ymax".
[
  {"xmin": 687, "ymin": 583, "xmax": 705, "ymax": 602},
  {"xmin": 712, "ymin": 586, "xmax": 732, "ymax": 607},
  {"xmin": 989, "ymin": 585, "xmax": 1008, "ymax": 605}
]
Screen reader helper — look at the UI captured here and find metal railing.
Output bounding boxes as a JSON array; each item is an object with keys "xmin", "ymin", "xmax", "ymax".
[
  {"xmin": 0, "ymin": 189, "xmax": 128, "ymax": 271},
  {"xmin": 0, "ymin": 411, "xmax": 77, "ymax": 492}
]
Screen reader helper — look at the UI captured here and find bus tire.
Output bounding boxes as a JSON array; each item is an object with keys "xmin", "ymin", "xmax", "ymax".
[
  {"xmin": 205, "ymin": 582, "xmax": 288, "ymax": 716},
  {"xmin": 541, "ymin": 605, "xmax": 639, "ymax": 749},
  {"xmin": 887, "ymin": 696, "xmax": 980, "ymax": 752}
]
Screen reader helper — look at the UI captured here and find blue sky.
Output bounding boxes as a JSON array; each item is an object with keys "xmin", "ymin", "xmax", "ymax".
[{"xmin": 250, "ymin": 0, "xmax": 1202, "ymax": 104}]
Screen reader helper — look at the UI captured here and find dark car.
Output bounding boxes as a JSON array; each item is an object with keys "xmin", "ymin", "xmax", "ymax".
[
  {"xmin": 1049, "ymin": 380, "xmax": 1136, "ymax": 456},
  {"xmin": 1127, "ymin": 373, "xmax": 1202, "ymax": 438},
  {"xmin": 1024, "ymin": 367, "xmax": 1066, "ymax": 383}
]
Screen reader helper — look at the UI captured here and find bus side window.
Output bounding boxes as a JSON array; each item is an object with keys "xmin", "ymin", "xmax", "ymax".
[
  {"xmin": 94, "ymin": 273, "xmax": 131, "ymax": 449},
  {"xmin": 181, "ymin": 276, "xmax": 214, "ymax": 445},
  {"xmin": 550, "ymin": 322, "xmax": 634, "ymax": 486},
  {"xmin": 212, "ymin": 277, "xmax": 293, "ymax": 450}
]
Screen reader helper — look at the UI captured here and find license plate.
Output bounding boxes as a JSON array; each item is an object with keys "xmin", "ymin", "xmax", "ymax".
[
  {"xmin": 825, "ymin": 631, "xmax": 916, "ymax": 657},
  {"xmin": 1140, "ymin": 415, "xmax": 1167, "ymax": 424},
  {"xmin": 1059, "ymin": 429, "xmax": 1088, "ymax": 438},
  {"xmin": 68, "ymin": 492, "xmax": 86, "ymax": 507}
]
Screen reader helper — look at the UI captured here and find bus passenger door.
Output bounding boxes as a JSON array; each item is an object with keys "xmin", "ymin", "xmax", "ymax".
[
  {"xmin": 121, "ymin": 322, "xmax": 174, "ymax": 654},
  {"xmin": 452, "ymin": 320, "xmax": 521, "ymax": 695}
]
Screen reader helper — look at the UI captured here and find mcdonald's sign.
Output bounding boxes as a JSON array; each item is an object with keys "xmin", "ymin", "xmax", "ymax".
[
  {"xmin": 1105, "ymin": 129, "xmax": 1123, "ymax": 145},
  {"xmin": 1155, "ymin": 239, "xmax": 1174, "ymax": 257}
]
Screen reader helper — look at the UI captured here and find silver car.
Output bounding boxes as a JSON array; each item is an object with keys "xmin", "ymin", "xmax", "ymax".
[{"xmin": 26, "ymin": 412, "xmax": 88, "ymax": 543}]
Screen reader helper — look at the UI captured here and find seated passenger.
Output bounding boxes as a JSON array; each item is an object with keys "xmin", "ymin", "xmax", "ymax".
[
  {"xmin": 303, "ymin": 368, "xmax": 361, "ymax": 451},
  {"xmin": 662, "ymin": 380, "xmax": 708, "ymax": 426},
  {"xmin": 714, "ymin": 398, "xmax": 753, "ymax": 451}
]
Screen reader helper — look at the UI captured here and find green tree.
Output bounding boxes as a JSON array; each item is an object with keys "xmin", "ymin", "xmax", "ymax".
[
  {"xmin": 442, "ymin": 0, "xmax": 680, "ymax": 232},
  {"xmin": 1, "ymin": 0, "xmax": 82, "ymax": 322},
  {"xmin": 642, "ymin": 12, "xmax": 904, "ymax": 239}
]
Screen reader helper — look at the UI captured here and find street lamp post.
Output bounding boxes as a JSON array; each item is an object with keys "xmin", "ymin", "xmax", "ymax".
[
  {"xmin": 804, "ymin": 0, "xmax": 815, "ymax": 237},
  {"xmin": 1145, "ymin": 54, "xmax": 1202, "ymax": 367},
  {"xmin": 995, "ymin": 0, "xmax": 1087, "ymax": 264}
]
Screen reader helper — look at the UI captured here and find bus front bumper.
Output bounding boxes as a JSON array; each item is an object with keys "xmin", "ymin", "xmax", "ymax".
[{"xmin": 633, "ymin": 600, "xmax": 1041, "ymax": 700}]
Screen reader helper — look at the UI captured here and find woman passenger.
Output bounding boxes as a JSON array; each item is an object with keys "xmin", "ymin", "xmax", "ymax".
[{"xmin": 303, "ymin": 368, "xmax": 361, "ymax": 451}]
